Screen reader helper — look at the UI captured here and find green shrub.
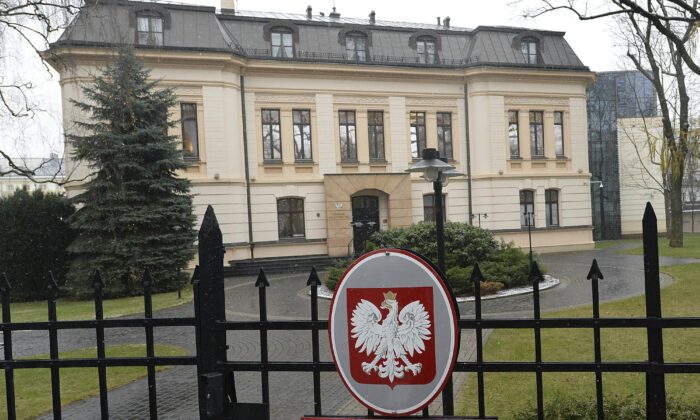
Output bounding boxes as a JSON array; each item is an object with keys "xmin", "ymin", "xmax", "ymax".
[
  {"xmin": 369, "ymin": 222, "xmax": 499, "ymax": 268},
  {"xmin": 445, "ymin": 266, "xmax": 473, "ymax": 296},
  {"xmin": 324, "ymin": 258, "xmax": 352, "ymax": 291},
  {"xmin": 368, "ymin": 222, "xmax": 536, "ymax": 295},
  {"xmin": 513, "ymin": 394, "xmax": 700, "ymax": 420},
  {"xmin": 0, "ymin": 189, "xmax": 76, "ymax": 301}
]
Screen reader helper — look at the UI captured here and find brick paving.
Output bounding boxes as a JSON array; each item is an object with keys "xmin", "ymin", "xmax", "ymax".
[{"xmin": 12, "ymin": 244, "xmax": 697, "ymax": 418}]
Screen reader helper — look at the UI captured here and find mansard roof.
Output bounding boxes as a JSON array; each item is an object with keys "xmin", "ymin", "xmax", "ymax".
[{"xmin": 52, "ymin": 0, "xmax": 588, "ymax": 71}]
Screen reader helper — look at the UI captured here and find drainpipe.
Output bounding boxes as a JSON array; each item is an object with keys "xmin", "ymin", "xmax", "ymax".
[
  {"xmin": 240, "ymin": 75, "xmax": 255, "ymax": 259},
  {"xmin": 464, "ymin": 82, "xmax": 474, "ymax": 224}
]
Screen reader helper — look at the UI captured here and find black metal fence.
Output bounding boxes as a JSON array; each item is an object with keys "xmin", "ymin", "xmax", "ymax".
[{"xmin": 2, "ymin": 202, "xmax": 700, "ymax": 419}]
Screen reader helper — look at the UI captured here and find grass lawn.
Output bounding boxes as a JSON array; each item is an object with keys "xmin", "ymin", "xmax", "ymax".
[
  {"xmin": 457, "ymin": 263, "xmax": 700, "ymax": 419},
  {"xmin": 1, "ymin": 288, "xmax": 193, "ymax": 323},
  {"xmin": 621, "ymin": 233, "xmax": 700, "ymax": 259},
  {"xmin": 594, "ymin": 239, "xmax": 640, "ymax": 250},
  {"xmin": 0, "ymin": 344, "xmax": 188, "ymax": 419}
]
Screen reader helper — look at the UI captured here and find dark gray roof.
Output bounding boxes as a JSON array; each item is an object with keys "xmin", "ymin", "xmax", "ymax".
[{"xmin": 52, "ymin": 0, "xmax": 588, "ymax": 71}]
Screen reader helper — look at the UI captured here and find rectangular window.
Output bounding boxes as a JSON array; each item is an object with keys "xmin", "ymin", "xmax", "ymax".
[
  {"xmin": 529, "ymin": 111, "xmax": 544, "ymax": 157},
  {"xmin": 262, "ymin": 109, "xmax": 281, "ymax": 161},
  {"xmin": 137, "ymin": 15, "xmax": 163, "ymax": 46},
  {"xmin": 410, "ymin": 112, "xmax": 427, "ymax": 159},
  {"xmin": 520, "ymin": 190, "xmax": 535, "ymax": 228},
  {"xmin": 545, "ymin": 189, "xmax": 559, "ymax": 227},
  {"xmin": 417, "ymin": 39, "xmax": 436, "ymax": 64},
  {"xmin": 339, "ymin": 110, "xmax": 357, "ymax": 162},
  {"xmin": 521, "ymin": 40, "xmax": 538, "ymax": 64},
  {"xmin": 423, "ymin": 194, "xmax": 447, "ymax": 222},
  {"xmin": 437, "ymin": 112, "xmax": 453, "ymax": 160},
  {"xmin": 345, "ymin": 35, "xmax": 367, "ymax": 61},
  {"xmin": 271, "ymin": 31, "xmax": 293, "ymax": 58},
  {"xmin": 554, "ymin": 111, "xmax": 565, "ymax": 157},
  {"xmin": 293, "ymin": 109, "xmax": 312, "ymax": 161},
  {"xmin": 508, "ymin": 110, "xmax": 520, "ymax": 158},
  {"xmin": 180, "ymin": 103, "xmax": 199, "ymax": 158},
  {"xmin": 367, "ymin": 111, "xmax": 385, "ymax": 161},
  {"xmin": 277, "ymin": 198, "xmax": 305, "ymax": 239}
]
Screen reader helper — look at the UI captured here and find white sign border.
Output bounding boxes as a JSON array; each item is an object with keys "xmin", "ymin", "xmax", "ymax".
[{"xmin": 328, "ymin": 248, "xmax": 459, "ymax": 416}]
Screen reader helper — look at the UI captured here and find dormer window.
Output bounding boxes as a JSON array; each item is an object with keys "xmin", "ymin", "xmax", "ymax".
[
  {"xmin": 271, "ymin": 28, "xmax": 294, "ymax": 58},
  {"xmin": 137, "ymin": 14, "xmax": 163, "ymax": 46},
  {"xmin": 416, "ymin": 37, "xmax": 437, "ymax": 64},
  {"xmin": 521, "ymin": 38, "xmax": 538, "ymax": 64},
  {"xmin": 345, "ymin": 33, "xmax": 367, "ymax": 61}
]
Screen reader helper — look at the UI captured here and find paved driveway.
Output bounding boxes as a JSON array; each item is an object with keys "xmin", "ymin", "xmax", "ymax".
[{"xmin": 21, "ymin": 244, "xmax": 696, "ymax": 419}]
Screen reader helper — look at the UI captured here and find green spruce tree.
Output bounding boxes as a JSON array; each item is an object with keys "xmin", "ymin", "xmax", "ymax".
[{"xmin": 67, "ymin": 48, "xmax": 196, "ymax": 298}]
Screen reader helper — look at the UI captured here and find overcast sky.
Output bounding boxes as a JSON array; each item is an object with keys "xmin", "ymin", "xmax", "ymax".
[{"xmin": 3, "ymin": 0, "xmax": 626, "ymax": 159}]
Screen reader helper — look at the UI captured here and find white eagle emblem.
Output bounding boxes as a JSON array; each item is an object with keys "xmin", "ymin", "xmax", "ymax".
[{"xmin": 350, "ymin": 290, "xmax": 432, "ymax": 383}]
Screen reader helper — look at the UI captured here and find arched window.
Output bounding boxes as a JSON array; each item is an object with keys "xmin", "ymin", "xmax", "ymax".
[
  {"xmin": 521, "ymin": 38, "xmax": 538, "ymax": 64},
  {"xmin": 136, "ymin": 12, "xmax": 164, "ymax": 46},
  {"xmin": 545, "ymin": 189, "xmax": 560, "ymax": 227},
  {"xmin": 277, "ymin": 198, "xmax": 305, "ymax": 239},
  {"xmin": 416, "ymin": 36, "xmax": 437, "ymax": 64},
  {"xmin": 345, "ymin": 33, "xmax": 368, "ymax": 61},
  {"xmin": 520, "ymin": 190, "xmax": 535, "ymax": 228},
  {"xmin": 271, "ymin": 27, "xmax": 294, "ymax": 58}
]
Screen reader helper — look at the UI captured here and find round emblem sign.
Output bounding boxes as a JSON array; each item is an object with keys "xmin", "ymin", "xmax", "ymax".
[{"xmin": 328, "ymin": 249, "xmax": 459, "ymax": 416}]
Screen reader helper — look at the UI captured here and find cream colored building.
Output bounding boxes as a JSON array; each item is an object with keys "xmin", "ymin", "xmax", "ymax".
[
  {"xmin": 48, "ymin": 1, "xmax": 596, "ymax": 264},
  {"xmin": 617, "ymin": 117, "xmax": 667, "ymax": 235}
]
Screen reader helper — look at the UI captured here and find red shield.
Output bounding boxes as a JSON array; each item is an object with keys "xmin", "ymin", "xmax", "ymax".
[{"xmin": 345, "ymin": 286, "xmax": 436, "ymax": 387}]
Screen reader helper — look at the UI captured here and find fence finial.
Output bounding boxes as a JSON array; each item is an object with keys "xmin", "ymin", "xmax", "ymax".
[
  {"xmin": 0, "ymin": 272, "xmax": 11, "ymax": 294},
  {"xmin": 643, "ymin": 201, "xmax": 657, "ymax": 225},
  {"xmin": 255, "ymin": 268, "xmax": 270, "ymax": 288},
  {"xmin": 190, "ymin": 265, "xmax": 200, "ymax": 284},
  {"xmin": 529, "ymin": 261, "xmax": 544, "ymax": 283},
  {"xmin": 307, "ymin": 266, "xmax": 321, "ymax": 287},
  {"xmin": 471, "ymin": 262, "xmax": 485, "ymax": 283},
  {"xmin": 586, "ymin": 259, "xmax": 604, "ymax": 281},
  {"xmin": 142, "ymin": 269, "xmax": 154, "ymax": 288},
  {"xmin": 91, "ymin": 269, "xmax": 105, "ymax": 289},
  {"xmin": 46, "ymin": 271, "xmax": 59, "ymax": 294}
]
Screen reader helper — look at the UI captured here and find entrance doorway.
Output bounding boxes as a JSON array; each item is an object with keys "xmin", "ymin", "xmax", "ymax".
[{"xmin": 351, "ymin": 195, "xmax": 379, "ymax": 255}]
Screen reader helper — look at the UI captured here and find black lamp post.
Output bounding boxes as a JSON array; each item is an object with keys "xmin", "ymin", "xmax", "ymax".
[{"xmin": 405, "ymin": 147, "xmax": 462, "ymax": 415}]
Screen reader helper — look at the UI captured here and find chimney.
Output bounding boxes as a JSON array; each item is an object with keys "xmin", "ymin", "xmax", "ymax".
[
  {"xmin": 436, "ymin": 17, "xmax": 441, "ymax": 26},
  {"xmin": 329, "ymin": 6, "xmax": 340, "ymax": 18},
  {"xmin": 221, "ymin": 0, "xmax": 235, "ymax": 12},
  {"xmin": 443, "ymin": 16, "xmax": 450, "ymax": 28},
  {"xmin": 369, "ymin": 10, "xmax": 375, "ymax": 25},
  {"xmin": 306, "ymin": 5, "xmax": 312, "ymax": 19}
]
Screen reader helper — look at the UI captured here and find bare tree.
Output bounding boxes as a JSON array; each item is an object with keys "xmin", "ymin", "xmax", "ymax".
[
  {"xmin": 527, "ymin": 0, "xmax": 699, "ymax": 247},
  {"xmin": 0, "ymin": 0, "xmax": 82, "ymax": 180}
]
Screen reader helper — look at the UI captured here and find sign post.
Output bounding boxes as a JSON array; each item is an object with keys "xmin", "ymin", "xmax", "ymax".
[{"xmin": 328, "ymin": 249, "xmax": 460, "ymax": 416}]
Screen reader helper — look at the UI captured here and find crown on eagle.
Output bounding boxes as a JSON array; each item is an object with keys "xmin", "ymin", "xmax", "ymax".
[{"xmin": 383, "ymin": 291, "xmax": 397, "ymax": 301}]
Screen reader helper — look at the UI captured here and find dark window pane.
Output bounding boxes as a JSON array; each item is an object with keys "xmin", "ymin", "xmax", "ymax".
[
  {"xmin": 529, "ymin": 111, "xmax": 545, "ymax": 156},
  {"xmin": 293, "ymin": 109, "xmax": 312, "ymax": 160},
  {"xmin": 262, "ymin": 109, "xmax": 281, "ymax": 160},
  {"xmin": 520, "ymin": 190, "xmax": 535, "ymax": 228},
  {"xmin": 339, "ymin": 111, "xmax": 357, "ymax": 161},
  {"xmin": 423, "ymin": 194, "xmax": 446, "ymax": 222},
  {"xmin": 181, "ymin": 103, "xmax": 198, "ymax": 157},
  {"xmin": 437, "ymin": 112, "xmax": 453, "ymax": 160},
  {"xmin": 368, "ymin": 111, "xmax": 385, "ymax": 160},
  {"xmin": 410, "ymin": 112, "xmax": 426, "ymax": 159},
  {"xmin": 277, "ymin": 198, "xmax": 305, "ymax": 238}
]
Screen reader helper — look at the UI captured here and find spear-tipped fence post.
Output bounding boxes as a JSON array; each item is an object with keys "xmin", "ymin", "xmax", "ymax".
[
  {"xmin": 91, "ymin": 269, "xmax": 109, "ymax": 419},
  {"xmin": 196, "ymin": 206, "xmax": 233, "ymax": 418},
  {"xmin": 529, "ymin": 261, "xmax": 544, "ymax": 420},
  {"xmin": 307, "ymin": 266, "xmax": 322, "ymax": 416},
  {"xmin": 642, "ymin": 202, "xmax": 666, "ymax": 419},
  {"xmin": 587, "ymin": 259, "xmax": 605, "ymax": 420},
  {"xmin": 142, "ymin": 270, "xmax": 158, "ymax": 419},
  {"xmin": 471, "ymin": 263, "xmax": 486, "ymax": 418},
  {"xmin": 1, "ymin": 273, "xmax": 16, "ymax": 419},
  {"xmin": 256, "ymin": 268, "xmax": 270, "ymax": 417},
  {"xmin": 46, "ymin": 271, "xmax": 62, "ymax": 418}
]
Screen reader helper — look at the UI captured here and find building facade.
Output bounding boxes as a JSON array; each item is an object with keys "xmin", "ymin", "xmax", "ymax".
[
  {"xmin": 587, "ymin": 71, "xmax": 666, "ymax": 239},
  {"xmin": 49, "ymin": 1, "xmax": 595, "ymax": 264}
]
